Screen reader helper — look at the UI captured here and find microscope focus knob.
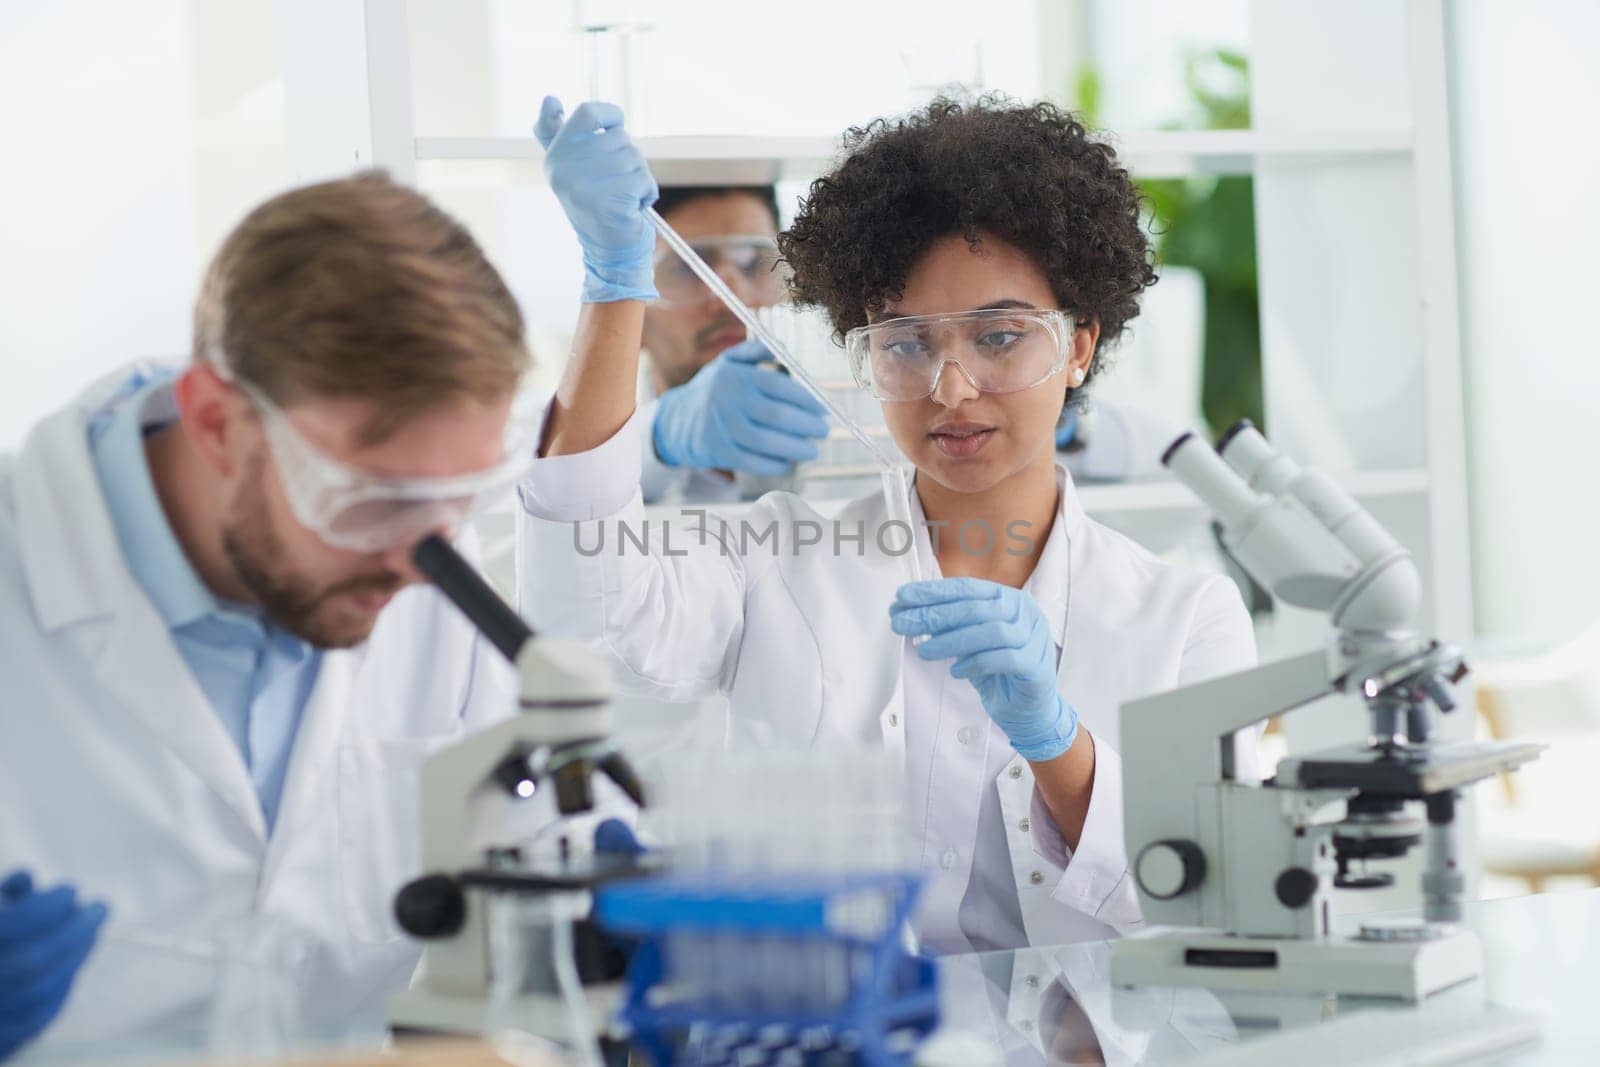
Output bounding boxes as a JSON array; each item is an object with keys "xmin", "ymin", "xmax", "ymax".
[
  {"xmin": 1135, "ymin": 840, "xmax": 1205, "ymax": 900},
  {"xmin": 1275, "ymin": 867, "xmax": 1319, "ymax": 909},
  {"xmin": 394, "ymin": 874, "xmax": 466, "ymax": 939}
]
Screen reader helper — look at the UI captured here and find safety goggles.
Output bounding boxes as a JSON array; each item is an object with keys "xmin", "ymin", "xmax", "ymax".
[
  {"xmin": 652, "ymin": 235, "xmax": 788, "ymax": 307},
  {"xmin": 844, "ymin": 308, "xmax": 1077, "ymax": 402},
  {"xmin": 233, "ymin": 379, "xmax": 532, "ymax": 554}
]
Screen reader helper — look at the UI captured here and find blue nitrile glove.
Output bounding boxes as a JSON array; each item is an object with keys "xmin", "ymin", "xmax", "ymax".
[
  {"xmin": 534, "ymin": 96, "xmax": 659, "ymax": 304},
  {"xmin": 652, "ymin": 340, "xmax": 831, "ymax": 476},
  {"xmin": 594, "ymin": 819, "xmax": 645, "ymax": 857},
  {"xmin": 889, "ymin": 578, "xmax": 1080, "ymax": 762},
  {"xmin": 0, "ymin": 871, "xmax": 108, "ymax": 1060},
  {"xmin": 591, "ymin": 821, "xmax": 645, "ymax": 972}
]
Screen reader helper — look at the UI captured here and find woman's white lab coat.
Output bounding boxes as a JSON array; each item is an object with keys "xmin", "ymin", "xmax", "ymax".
[
  {"xmin": 516, "ymin": 409, "xmax": 1258, "ymax": 949},
  {"xmin": 0, "ymin": 369, "xmax": 522, "ymax": 1055}
]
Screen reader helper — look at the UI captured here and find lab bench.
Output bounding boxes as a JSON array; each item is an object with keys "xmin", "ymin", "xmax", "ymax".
[{"xmin": 28, "ymin": 887, "xmax": 1597, "ymax": 1065}]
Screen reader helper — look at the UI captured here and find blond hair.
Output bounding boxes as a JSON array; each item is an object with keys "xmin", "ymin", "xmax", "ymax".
[{"xmin": 194, "ymin": 171, "xmax": 529, "ymax": 443}]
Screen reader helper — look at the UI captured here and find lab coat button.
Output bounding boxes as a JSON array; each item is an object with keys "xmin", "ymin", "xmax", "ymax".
[
  {"xmin": 940, "ymin": 849, "xmax": 957, "ymax": 870},
  {"xmin": 887, "ymin": 713, "xmax": 899, "ymax": 728},
  {"xmin": 1029, "ymin": 870, "xmax": 1045, "ymax": 886},
  {"xmin": 1018, "ymin": 817, "xmax": 1031, "ymax": 833},
  {"xmin": 1025, "ymin": 974, "xmax": 1040, "ymax": 989},
  {"xmin": 1008, "ymin": 765, "xmax": 1024, "ymax": 780},
  {"xmin": 957, "ymin": 725, "xmax": 977, "ymax": 745}
]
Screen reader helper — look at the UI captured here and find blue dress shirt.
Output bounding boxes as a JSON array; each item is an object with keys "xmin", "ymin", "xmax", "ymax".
[{"xmin": 89, "ymin": 369, "xmax": 321, "ymax": 833}]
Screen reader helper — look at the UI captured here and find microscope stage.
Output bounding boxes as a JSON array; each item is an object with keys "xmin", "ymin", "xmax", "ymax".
[{"xmin": 1281, "ymin": 739, "xmax": 1544, "ymax": 798}]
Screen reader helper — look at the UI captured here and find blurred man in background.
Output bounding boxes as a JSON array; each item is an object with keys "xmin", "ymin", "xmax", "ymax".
[{"xmin": 637, "ymin": 184, "xmax": 829, "ymax": 503}]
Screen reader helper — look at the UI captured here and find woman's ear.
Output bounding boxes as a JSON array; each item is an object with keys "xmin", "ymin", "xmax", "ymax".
[{"xmin": 1070, "ymin": 319, "xmax": 1101, "ymax": 382}]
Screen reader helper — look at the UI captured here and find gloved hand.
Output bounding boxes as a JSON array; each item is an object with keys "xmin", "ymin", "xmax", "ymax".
[
  {"xmin": 534, "ymin": 96, "xmax": 659, "ymax": 304},
  {"xmin": 653, "ymin": 340, "xmax": 831, "ymax": 475},
  {"xmin": 889, "ymin": 578, "xmax": 1080, "ymax": 762},
  {"xmin": 0, "ymin": 871, "xmax": 108, "ymax": 1060},
  {"xmin": 590, "ymin": 821, "xmax": 645, "ymax": 972},
  {"xmin": 594, "ymin": 818, "xmax": 645, "ymax": 857}
]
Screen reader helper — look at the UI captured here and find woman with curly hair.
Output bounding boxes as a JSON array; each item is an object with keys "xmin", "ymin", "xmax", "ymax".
[{"xmin": 521, "ymin": 95, "xmax": 1257, "ymax": 952}]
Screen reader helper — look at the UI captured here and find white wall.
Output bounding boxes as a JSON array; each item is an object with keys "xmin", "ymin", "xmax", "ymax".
[
  {"xmin": 0, "ymin": 0, "xmax": 287, "ymax": 451},
  {"xmin": 193, "ymin": 0, "xmax": 287, "ymax": 260},
  {"xmin": 1083, "ymin": 0, "xmax": 1249, "ymax": 131},
  {"xmin": 1450, "ymin": 0, "xmax": 1600, "ymax": 645},
  {"xmin": 0, "ymin": 2, "xmax": 198, "ymax": 448}
]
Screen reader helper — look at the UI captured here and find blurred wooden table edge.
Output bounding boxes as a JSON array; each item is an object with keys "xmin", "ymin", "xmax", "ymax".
[{"xmin": 204, "ymin": 1036, "xmax": 574, "ymax": 1067}]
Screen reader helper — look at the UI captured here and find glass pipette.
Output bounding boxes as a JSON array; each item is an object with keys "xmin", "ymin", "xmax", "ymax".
[{"xmin": 645, "ymin": 207, "xmax": 924, "ymax": 582}]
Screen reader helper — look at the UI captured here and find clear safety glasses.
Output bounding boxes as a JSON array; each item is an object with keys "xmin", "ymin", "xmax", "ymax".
[
  {"xmin": 652, "ymin": 235, "xmax": 788, "ymax": 307},
  {"xmin": 844, "ymin": 308, "xmax": 1077, "ymax": 402},
  {"xmin": 235, "ymin": 380, "xmax": 532, "ymax": 554}
]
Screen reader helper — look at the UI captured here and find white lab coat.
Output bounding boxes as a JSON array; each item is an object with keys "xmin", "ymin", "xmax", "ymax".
[
  {"xmin": 516, "ymin": 409, "xmax": 1257, "ymax": 949},
  {"xmin": 0, "ymin": 369, "xmax": 524, "ymax": 1055}
]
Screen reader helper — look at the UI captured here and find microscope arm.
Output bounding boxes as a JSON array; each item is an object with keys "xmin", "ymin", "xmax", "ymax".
[
  {"xmin": 1124, "ymin": 649, "xmax": 1331, "ymax": 787},
  {"xmin": 1120, "ymin": 650, "xmax": 1335, "ymax": 925}
]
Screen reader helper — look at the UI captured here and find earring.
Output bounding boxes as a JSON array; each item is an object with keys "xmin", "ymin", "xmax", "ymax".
[{"xmin": 1071, "ymin": 367, "xmax": 1086, "ymax": 385}]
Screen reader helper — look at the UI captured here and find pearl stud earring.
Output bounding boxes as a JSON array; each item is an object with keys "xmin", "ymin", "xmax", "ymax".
[{"xmin": 1071, "ymin": 368, "xmax": 1086, "ymax": 385}]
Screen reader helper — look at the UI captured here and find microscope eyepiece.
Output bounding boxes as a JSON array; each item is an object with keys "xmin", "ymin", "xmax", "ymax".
[
  {"xmin": 1160, "ymin": 431, "xmax": 1196, "ymax": 469},
  {"xmin": 1215, "ymin": 418, "xmax": 1258, "ymax": 455},
  {"xmin": 413, "ymin": 534, "xmax": 534, "ymax": 662}
]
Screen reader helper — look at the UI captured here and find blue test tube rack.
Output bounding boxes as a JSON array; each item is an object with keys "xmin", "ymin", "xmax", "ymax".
[{"xmin": 595, "ymin": 871, "xmax": 939, "ymax": 1066}]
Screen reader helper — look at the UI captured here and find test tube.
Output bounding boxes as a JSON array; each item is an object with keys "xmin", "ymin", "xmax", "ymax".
[{"xmin": 880, "ymin": 465, "xmax": 925, "ymax": 583}]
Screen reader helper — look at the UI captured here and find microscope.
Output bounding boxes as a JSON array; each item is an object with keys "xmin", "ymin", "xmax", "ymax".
[
  {"xmin": 387, "ymin": 535, "xmax": 649, "ymax": 1045},
  {"xmin": 1112, "ymin": 422, "xmax": 1543, "ymax": 1001}
]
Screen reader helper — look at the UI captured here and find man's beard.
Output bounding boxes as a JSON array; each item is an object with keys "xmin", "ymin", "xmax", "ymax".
[
  {"xmin": 654, "ymin": 314, "xmax": 746, "ymax": 390},
  {"xmin": 221, "ymin": 452, "xmax": 401, "ymax": 649}
]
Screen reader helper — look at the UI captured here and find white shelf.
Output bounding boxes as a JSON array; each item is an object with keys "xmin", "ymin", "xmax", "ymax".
[
  {"xmin": 1075, "ymin": 466, "xmax": 1428, "ymax": 515},
  {"xmin": 416, "ymin": 134, "xmax": 836, "ymax": 186},
  {"xmin": 638, "ymin": 467, "xmax": 1431, "ymax": 516},
  {"xmin": 1111, "ymin": 128, "xmax": 1413, "ymax": 176},
  {"xmin": 413, "ymin": 128, "xmax": 1413, "ymax": 186}
]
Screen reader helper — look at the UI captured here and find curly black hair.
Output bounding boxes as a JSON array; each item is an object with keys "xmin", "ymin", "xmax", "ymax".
[{"xmin": 779, "ymin": 96, "xmax": 1156, "ymax": 385}]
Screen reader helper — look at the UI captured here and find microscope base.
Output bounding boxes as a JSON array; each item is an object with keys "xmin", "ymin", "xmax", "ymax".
[
  {"xmin": 1110, "ymin": 927, "xmax": 1481, "ymax": 1002},
  {"xmin": 389, "ymin": 981, "xmax": 623, "ymax": 1040}
]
